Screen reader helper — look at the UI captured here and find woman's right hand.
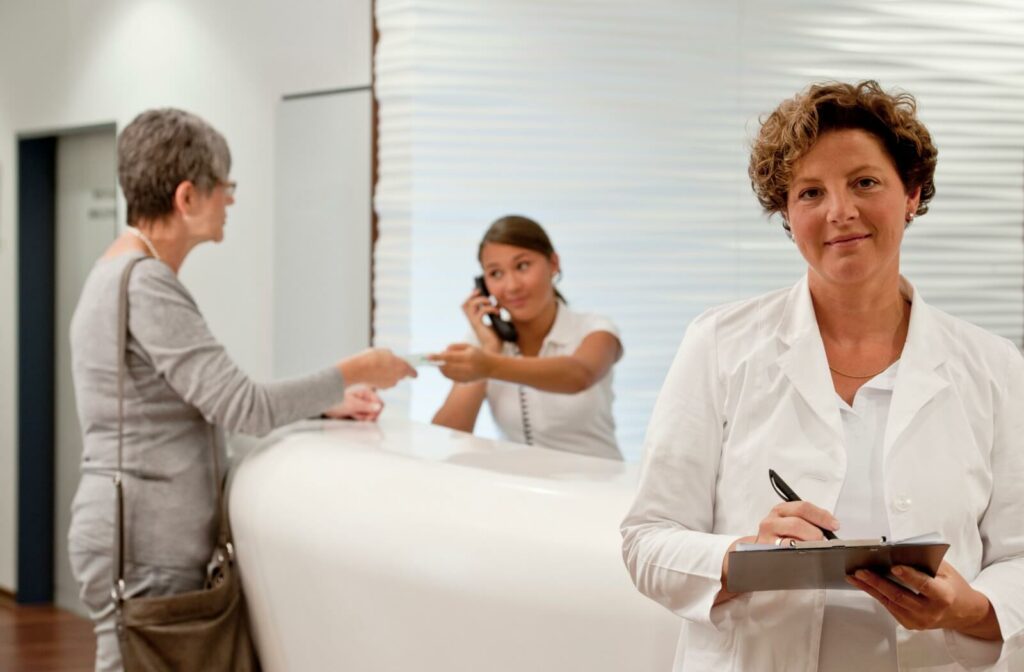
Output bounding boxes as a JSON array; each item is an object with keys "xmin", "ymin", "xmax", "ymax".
[
  {"xmin": 753, "ymin": 501, "xmax": 840, "ymax": 545},
  {"xmin": 462, "ymin": 289, "xmax": 503, "ymax": 353},
  {"xmin": 337, "ymin": 348, "xmax": 417, "ymax": 389},
  {"xmin": 717, "ymin": 501, "xmax": 840, "ymax": 605}
]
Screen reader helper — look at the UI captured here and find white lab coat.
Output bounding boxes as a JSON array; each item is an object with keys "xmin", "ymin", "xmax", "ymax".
[{"xmin": 621, "ymin": 276, "xmax": 1024, "ymax": 671}]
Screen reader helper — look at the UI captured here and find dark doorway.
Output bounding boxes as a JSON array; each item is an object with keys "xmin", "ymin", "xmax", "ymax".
[
  {"xmin": 16, "ymin": 126, "xmax": 117, "ymax": 606},
  {"xmin": 17, "ymin": 135, "xmax": 58, "ymax": 604}
]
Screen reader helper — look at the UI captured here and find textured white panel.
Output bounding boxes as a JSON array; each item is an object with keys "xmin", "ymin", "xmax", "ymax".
[
  {"xmin": 273, "ymin": 92, "xmax": 372, "ymax": 379},
  {"xmin": 375, "ymin": 0, "xmax": 1024, "ymax": 460}
]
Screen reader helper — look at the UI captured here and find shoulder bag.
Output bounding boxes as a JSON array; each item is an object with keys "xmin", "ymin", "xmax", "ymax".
[{"xmin": 112, "ymin": 256, "xmax": 260, "ymax": 671}]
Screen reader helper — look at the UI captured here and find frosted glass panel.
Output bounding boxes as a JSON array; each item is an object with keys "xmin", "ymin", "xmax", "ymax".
[{"xmin": 374, "ymin": 0, "xmax": 1024, "ymax": 459}]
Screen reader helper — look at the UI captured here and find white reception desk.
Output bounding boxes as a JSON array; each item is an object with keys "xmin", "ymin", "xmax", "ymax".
[{"xmin": 230, "ymin": 418, "xmax": 679, "ymax": 671}]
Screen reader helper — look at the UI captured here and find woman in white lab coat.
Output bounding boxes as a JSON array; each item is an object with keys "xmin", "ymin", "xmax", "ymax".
[{"xmin": 621, "ymin": 81, "xmax": 1024, "ymax": 671}]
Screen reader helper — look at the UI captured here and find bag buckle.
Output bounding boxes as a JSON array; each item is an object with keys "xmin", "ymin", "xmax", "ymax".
[{"xmin": 111, "ymin": 578, "xmax": 126, "ymax": 603}]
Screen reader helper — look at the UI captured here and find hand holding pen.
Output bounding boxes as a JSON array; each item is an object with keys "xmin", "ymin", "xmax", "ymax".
[
  {"xmin": 755, "ymin": 469, "xmax": 841, "ymax": 546},
  {"xmin": 717, "ymin": 468, "xmax": 843, "ymax": 606}
]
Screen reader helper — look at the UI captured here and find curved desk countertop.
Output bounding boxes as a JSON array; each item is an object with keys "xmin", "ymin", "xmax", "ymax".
[{"xmin": 230, "ymin": 417, "xmax": 679, "ymax": 671}]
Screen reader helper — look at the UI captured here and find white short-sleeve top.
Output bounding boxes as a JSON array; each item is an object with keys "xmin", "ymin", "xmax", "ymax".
[{"xmin": 472, "ymin": 302, "xmax": 622, "ymax": 460}]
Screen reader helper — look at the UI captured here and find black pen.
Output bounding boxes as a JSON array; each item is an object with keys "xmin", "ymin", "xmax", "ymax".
[{"xmin": 768, "ymin": 469, "xmax": 838, "ymax": 540}]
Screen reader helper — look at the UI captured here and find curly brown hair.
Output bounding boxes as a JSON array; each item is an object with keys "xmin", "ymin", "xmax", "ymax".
[
  {"xmin": 117, "ymin": 108, "xmax": 232, "ymax": 226},
  {"xmin": 749, "ymin": 80, "xmax": 937, "ymax": 233}
]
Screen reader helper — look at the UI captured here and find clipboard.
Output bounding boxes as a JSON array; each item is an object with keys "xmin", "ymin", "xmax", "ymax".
[{"xmin": 726, "ymin": 533, "xmax": 949, "ymax": 592}]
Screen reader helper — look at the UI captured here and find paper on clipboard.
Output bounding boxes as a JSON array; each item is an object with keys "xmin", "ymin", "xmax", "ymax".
[{"xmin": 726, "ymin": 532, "xmax": 949, "ymax": 592}]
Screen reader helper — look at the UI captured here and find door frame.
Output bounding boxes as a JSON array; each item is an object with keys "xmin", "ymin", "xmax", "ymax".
[{"xmin": 16, "ymin": 122, "xmax": 116, "ymax": 603}]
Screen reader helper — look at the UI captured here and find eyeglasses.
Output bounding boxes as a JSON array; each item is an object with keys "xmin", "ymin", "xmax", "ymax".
[{"xmin": 221, "ymin": 180, "xmax": 237, "ymax": 197}]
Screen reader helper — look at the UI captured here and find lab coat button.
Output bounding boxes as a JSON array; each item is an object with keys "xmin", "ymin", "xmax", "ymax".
[{"xmin": 892, "ymin": 495, "xmax": 912, "ymax": 513}]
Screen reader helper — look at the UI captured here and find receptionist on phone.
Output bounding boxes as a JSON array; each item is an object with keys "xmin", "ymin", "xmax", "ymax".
[
  {"xmin": 430, "ymin": 215, "xmax": 623, "ymax": 459},
  {"xmin": 621, "ymin": 81, "xmax": 1024, "ymax": 671}
]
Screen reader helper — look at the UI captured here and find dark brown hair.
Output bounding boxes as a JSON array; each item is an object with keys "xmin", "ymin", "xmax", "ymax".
[
  {"xmin": 478, "ymin": 215, "xmax": 566, "ymax": 303},
  {"xmin": 749, "ymin": 80, "xmax": 937, "ymax": 233}
]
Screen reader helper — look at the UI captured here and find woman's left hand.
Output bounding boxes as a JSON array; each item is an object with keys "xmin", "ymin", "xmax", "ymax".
[
  {"xmin": 846, "ymin": 561, "xmax": 1000, "ymax": 639},
  {"xmin": 429, "ymin": 343, "xmax": 495, "ymax": 382},
  {"xmin": 323, "ymin": 385, "xmax": 385, "ymax": 422}
]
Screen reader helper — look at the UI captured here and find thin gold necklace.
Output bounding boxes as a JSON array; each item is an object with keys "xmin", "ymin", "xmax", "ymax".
[
  {"xmin": 828, "ymin": 359, "xmax": 898, "ymax": 379},
  {"xmin": 826, "ymin": 302, "xmax": 908, "ymax": 379}
]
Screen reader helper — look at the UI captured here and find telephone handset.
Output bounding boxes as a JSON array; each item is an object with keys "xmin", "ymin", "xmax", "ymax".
[{"xmin": 474, "ymin": 275, "xmax": 518, "ymax": 342}]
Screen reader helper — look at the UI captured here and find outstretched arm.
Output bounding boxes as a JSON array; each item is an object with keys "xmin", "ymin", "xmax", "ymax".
[{"xmin": 431, "ymin": 331, "xmax": 621, "ymax": 394}]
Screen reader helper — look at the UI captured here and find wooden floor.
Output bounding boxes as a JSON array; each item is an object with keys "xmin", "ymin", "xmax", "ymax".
[{"xmin": 0, "ymin": 593, "xmax": 96, "ymax": 672}]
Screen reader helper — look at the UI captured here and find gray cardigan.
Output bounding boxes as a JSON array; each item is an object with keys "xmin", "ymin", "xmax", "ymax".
[{"xmin": 68, "ymin": 251, "xmax": 346, "ymax": 568}]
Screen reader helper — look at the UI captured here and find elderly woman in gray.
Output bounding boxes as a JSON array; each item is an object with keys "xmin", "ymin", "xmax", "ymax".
[{"xmin": 67, "ymin": 108, "xmax": 415, "ymax": 671}]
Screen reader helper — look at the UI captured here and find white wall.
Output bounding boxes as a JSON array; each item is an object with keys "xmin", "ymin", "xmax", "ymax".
[{"xmin": 0, "ymin": 0, "xmax": 371, "ymax": 594}]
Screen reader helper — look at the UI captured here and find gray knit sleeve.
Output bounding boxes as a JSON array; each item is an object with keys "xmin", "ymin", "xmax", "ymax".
[{"xmin": 127, "ymin": 260, "xmax": 346, "ymax": 436}]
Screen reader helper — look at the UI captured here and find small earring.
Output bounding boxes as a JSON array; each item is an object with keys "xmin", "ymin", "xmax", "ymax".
[
  {"xmin": 905, "ymin": 212, "xmax": 916, "ymax": 223},
  {"xmin": 781, "ymin": 217, "xmax": 793, "ymax": 240}
]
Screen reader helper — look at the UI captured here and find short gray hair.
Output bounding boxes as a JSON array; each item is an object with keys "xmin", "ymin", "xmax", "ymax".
[{"xmin": 117, "ymin": 108, "xmax": 231, "ymax": 225}]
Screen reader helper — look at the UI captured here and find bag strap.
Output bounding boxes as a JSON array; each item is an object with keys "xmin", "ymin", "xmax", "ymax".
[{"xmin": 112, "ymin": 256, "xmax": 229, "ymax": 604}]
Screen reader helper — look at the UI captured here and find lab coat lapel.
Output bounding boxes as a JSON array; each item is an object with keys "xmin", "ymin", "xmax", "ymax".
[
  {"xmin": 883, "ymin": 279, "xmax": 949, "ymax": 457},
  {"xmin": 775, "ymin": 277, "xmax": 844, "ymax": 441}
]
